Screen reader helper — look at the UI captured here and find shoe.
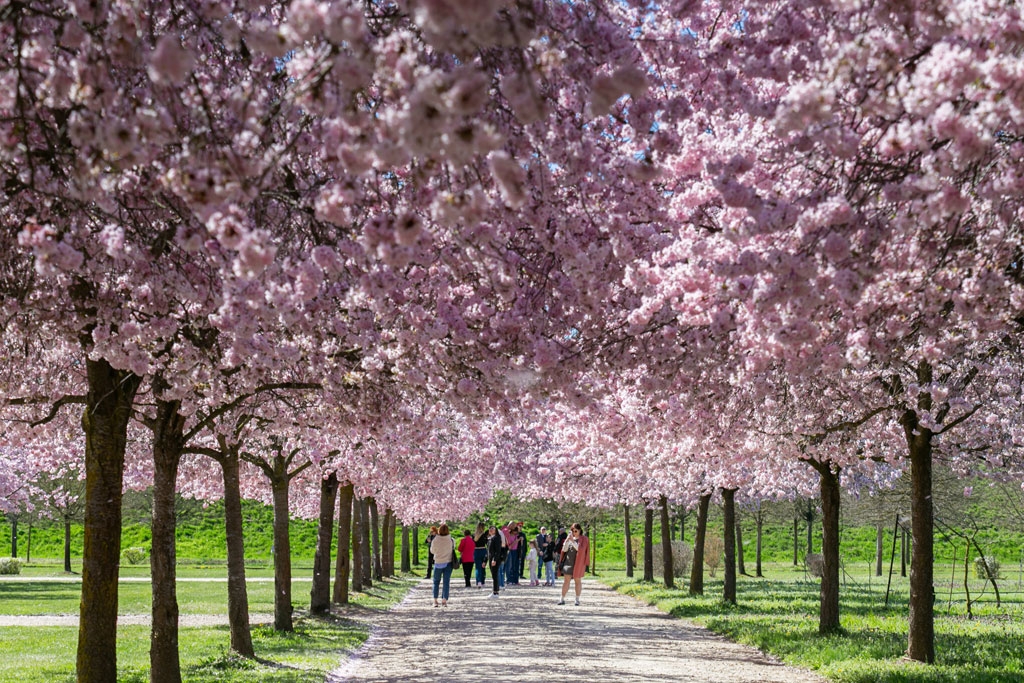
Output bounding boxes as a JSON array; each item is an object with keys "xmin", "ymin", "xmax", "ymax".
[
  {"xmin": 434, "ymin": 602, "xmax": 439, "ymax": 607},
  {"xmin": 557, "ymin": 599, "xmax": 565, "ymax": 605},
  {"xmin": 489, "ymin": 593, "xmax": 499, "ymax": 599},
  {"xmin": 575, "ymin": 598, "xmax": 580, "ymax": 606},
  {"xmin": 442, "ymin": 601, "xmax": 448, "ymax": 607}
]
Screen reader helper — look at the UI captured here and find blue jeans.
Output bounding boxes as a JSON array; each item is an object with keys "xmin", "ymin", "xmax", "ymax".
[
  {"xmin": 544, "ymin": 560, "xmax": 554, "ymax": 584},
  {"xmin": 474, "ymin": 548, "xmax": 487, "ymax": 584},
  {"xmin": 432, "ymin": 564, "xmax": 453, "ymax": 601},
  {"xmin": 498, "ymin": 560, "xmax": 506, "ymax": 587},
  {"xmin": 506, "ymin": 548, "xmax": 520, "ymax": 583}
]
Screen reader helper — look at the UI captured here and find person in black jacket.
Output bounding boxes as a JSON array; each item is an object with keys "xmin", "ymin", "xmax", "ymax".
[{"xmin": 486, "ymin": 525, "xmax": 505, "ymax": 598}]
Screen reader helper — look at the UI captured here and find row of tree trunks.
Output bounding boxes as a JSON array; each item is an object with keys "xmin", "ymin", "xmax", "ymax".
[
  {"xmin": 360, "ymin": 498, "xmax": 372, "ymax": 587},
  {"xmin": 369, "ymin": 497, "xmax": 382, "ymax": 581},
  {"xmin": 310, "ymin": 473, "xmax": 340, "ymax": 615},
  {"xmin": 351, "ymin": 494, "xmax": 364, "ymax": 592}
]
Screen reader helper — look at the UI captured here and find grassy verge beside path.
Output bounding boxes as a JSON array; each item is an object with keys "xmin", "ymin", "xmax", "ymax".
[
  {"xmin": 0, "ymin": 574, "xmax": 418, "ymax": 683},
  {"xmin": 601, "ymin": 569, "xmax": 1024, "ymax": 683}
]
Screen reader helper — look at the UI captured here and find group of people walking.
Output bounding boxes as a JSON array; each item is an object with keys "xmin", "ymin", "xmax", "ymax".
[{"xmin": 424, "ymin": 521, "xmax": 590, "ymax": 608}]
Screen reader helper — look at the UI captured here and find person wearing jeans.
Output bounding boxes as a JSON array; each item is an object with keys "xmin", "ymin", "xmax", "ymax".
[
  {"xmin": 473, "ymin": 522, "xmax": 488, "ymax": 586},
  {"xmin": 430, "ymin": 524, "xmax": 457, "ymax": 607}
]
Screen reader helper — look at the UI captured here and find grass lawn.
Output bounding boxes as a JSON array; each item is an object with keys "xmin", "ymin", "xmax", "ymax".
[
  {"xmin": 0, "ymin": 573, "xmax": 417, "ymax": 683},
  {"xmin": 601, "ymin": 564, "xmax": 1024, "ymax": 683}
]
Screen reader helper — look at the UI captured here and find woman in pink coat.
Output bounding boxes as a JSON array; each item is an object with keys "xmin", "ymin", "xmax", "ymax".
[{"xmin": 557, "ymin": 522, "xmax": 590, "ymax": 606}]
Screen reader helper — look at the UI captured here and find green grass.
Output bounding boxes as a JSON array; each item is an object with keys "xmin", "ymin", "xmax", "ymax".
[
  {"xmin": 602, "ymin": 564, "xmax": 1024, "ymax": 683},
  {"xmin": 0, "ymin": 574, "xmax": 417, "ymax": 682}
]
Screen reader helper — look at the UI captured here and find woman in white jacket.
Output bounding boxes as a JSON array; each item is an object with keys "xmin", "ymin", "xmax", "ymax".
[{"xmin": 429, "ymin": 524, "xmax": 457, "ymax": 607}]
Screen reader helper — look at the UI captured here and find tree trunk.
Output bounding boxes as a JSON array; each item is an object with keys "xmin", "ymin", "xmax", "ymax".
[
  {"xmin": 807, "ymin": 508, "xmax": 814, "ymax": 555},
  {"xmin": 643, "ymin": 504, "xmax": 654, "ymax": 582},
  {"xmin": 64, "ymin": 517, "xmax": 73, "ymax": 573},
  {"xmin": 793, "ymin": 516, "xmax": 799, "ymax": 566},
  {"xmin": 901, "ymin": 527, "xmax": 908, "ymax": 577},
  {"xmin": 903, "ymin": 397, "xmax": 936, "ymax": 663},
  {"xmin": 360, "ymin": 498, "xmax": 372, "ymax": 587},
  {"xmin": 76, "ymin": 360, "xmax": 140, "ymax": 683},
  {"xmin": 736, "ymin": 514, "xmax": 746, "ymax": 576},
  {"xmin": 401, "ymin": 525, "xmax": 411, "ymax": 573},
  {"xmin": 271, "ymin": 476, "xmax": 293, "ymax": 631},
  {"xmin": 755, "ymin": 514, "xmax": 763, "ymax": 578},
  {"xmin": 333, "ymin": 483, "xmax": 353, "ymax": 605},
  {"xmin": 875, "ymin": 522, "xmax": 884, "ymax": 577},
  {"xmin": 310, "ymin": 472, "xmax": 339, "ymax": 615},
  {"xmin": 218, "ymin": 448, "xmax": 254, "ymax": 657},
  {"xmin": 350, "ymin": 494, "xmax": 363, "ymax": 593},
  {"xmin": 381, "ymin": 509, "xmax": 394, "ymax": 577},
  {"xmin": 624, "ymin": 504, "xmax": 634, "ymax": 577},
  {"xmin": 149, "ymin": 395, "xmax": 187, "ymax": 683},
  {"xmin": 689, "ymin": 493, "xmax": 710, "ymax": 595},
  {"xmin": 722, "ymin": 488, "xmax": 737, "ymax": 605},
  {"xmin": 659, "ymin": 495, "xmax": 674, "ymax": 588},
  {"xmin": 369, "ymin": 498, "xmax": 382, "ymax": 581},
  {"xmin": 814, "ymin": 461, "xmax": 842, "ymax": 634},
  {"xmin": 8, "ymin": 516, "xmax": 15, "ymax": 558}
]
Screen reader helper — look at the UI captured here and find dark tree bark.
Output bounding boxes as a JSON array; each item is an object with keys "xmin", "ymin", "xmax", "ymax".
[
  {"xmin": 77, "ymin": 359, "xmax": 141, "ymax": 683},
  {"xmin": 722, "ymin": 487, "xmax": 737, "ymax": 605},
  {"xmin": 361, "ymin": 498, "xmax": 373, "ymax": 585},
  {"xmin": 807, "ymin": 460, "xmax": 842, "ymax": 634},
  {"xmin": 369, "ymin": 498, "xmax": 382, "ymax": 581},
  {"xmin": 793, "ymin": 515, "xmax": 799, "ymax": 565},
  {"xmin": 755, "ymin": 512, "xmax": 764, "ymax": 578},
  {"xmin": 901, "ymin": 527, "xmax": 908, "ymax": 577},
  {"xmin": 271, "ymin": 476, "xmax": 294, "ymax": 631},
  {"xmin": 401, "ymin": 525, "xmax": 411, "ymax": 573},
  {"xmin": 642, "ymin": 503, "xmax": 654, "ymax": 582},
  {"xmin": 689, "ymin": 493, "xmax": 711, "ymax": 595},
  {"xmin": 148, "ymin": 393, "xmax": 187, "ymax": 683},
  {"xmin": 333, "ymin": 482, "xmax": 353, "ymax": 604},
  {"xmin": 217, "ymin": 445, "xmax": 254, "ymax": 657},
  {"xmin": 351, "ymin": 494, "xmax": 364, "ymax": 593},
  {"xmin": 624, "ymin": 504, "xmax": 634, "ymax": 578},
  {"xmin": 659, "ymin": 495, "xmax": 674, "ymax": 588},
  {"xmin": 63, "ymin": 517, "xmax": 73, "ymax": 573},
  {"xmin": 381, "ymin": 508, "xmax": 394, "ymax": 577},
  {"xmin": 736, "ymin": 513, "xmax": 746, "ymax": 576},
  {"xmin": 875, "ymin": 522, "xmax": 884, "ymax": 577},
  {"xmin": 902, "ymin": 375, "xmax": 936, "ymax": 664},
  {"xmin": 310, "ymin": 472, "xmax": 339, "ymax": 615}
]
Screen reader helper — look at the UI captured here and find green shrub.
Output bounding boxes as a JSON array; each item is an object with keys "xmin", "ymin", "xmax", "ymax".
[
  {"xmin": 973, "ymin": 555, "xmax": 1001, "ymax": 580},
  {"xmin": 0, "ymin": 557, "xmax": 22, "ymax": 574},
  {"xmin": 122, "ymin": 547, "xmax": 148, "ymax": 565}
]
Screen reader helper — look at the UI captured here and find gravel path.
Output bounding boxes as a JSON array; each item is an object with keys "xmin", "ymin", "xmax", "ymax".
[{"xmin": 327, "ymin": 578, "xmax": 826, "ymax": 683}]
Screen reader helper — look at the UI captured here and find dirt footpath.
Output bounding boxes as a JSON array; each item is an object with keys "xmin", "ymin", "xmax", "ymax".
[{"xmin": 328, "ymin": 578, "xmax": 826, "ymax": 683}]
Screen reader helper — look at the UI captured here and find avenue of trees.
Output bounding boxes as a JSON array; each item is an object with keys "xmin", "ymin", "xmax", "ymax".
[{"xmin": 1, "ymin": 1, "xmax": 1024, "ymax": 681}]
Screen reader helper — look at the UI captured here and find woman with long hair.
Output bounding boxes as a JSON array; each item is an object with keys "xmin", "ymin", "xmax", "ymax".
[{"xmin": 557, "ymin": 523, "xmax": 590, "ymax": 606}]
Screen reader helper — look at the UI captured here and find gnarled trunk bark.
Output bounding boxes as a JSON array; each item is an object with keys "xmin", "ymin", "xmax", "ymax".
[
  {"xmin": 76, "ymin": 359, "xmax": 140, "ymax": 683},
  {"xmin": 271, "ymin": 476, "xmax": 293, "ymax": 631},
  {"xmin": 689, "ymin": 493, "xmax": 710, "ymax": 595},
  {"xmin": 333, "ymin": 483, "xmax": 353, "ymax": 604},
  {"xmin": 659, "ymin": 495, "xmax": 674, "ymax": 588},
  {"xmin": 149, "ymin": 395, "xmax": 187, "ymax": 683},
  {"xmin": 722, "ymin": 487, "xmax": 737, "ymax": 605},
  {"xmin": 218, "ymin": 448, "xmax": 254, "ymax": 657},
  {"xmin": 311, "ymin": 472, "xmax": 339, "ymax": 615}
]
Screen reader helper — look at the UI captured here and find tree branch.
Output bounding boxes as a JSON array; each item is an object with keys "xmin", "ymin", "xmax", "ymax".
[{"xmin": 26, "ymin": 395, "xmax": 87, "ymax": 427}]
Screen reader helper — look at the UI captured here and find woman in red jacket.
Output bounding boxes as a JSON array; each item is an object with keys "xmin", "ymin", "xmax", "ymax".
[
  {"xmin": 457, "ymin": 529, "xmax": 476, "ymax": 588},
  {"xmin": 557, "ymin": 522, "xmax": 590, "ymax": 606}
]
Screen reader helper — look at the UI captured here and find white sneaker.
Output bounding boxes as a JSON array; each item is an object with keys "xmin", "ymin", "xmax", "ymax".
[
  {"xmin": 557, "ymin": 599, "xmax": 565, "ymax": 605},
  {"xmin": 574, "ymin": 598, "xmax": 580, "ymax": 606},
  {"xmin": 488, "ymin": 593, "xmax": 499, "ymax": 599}
]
